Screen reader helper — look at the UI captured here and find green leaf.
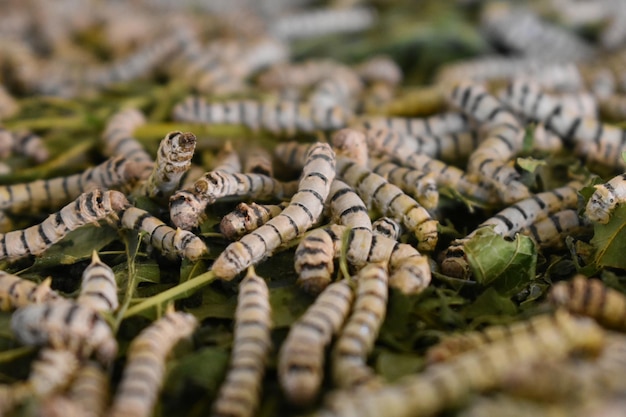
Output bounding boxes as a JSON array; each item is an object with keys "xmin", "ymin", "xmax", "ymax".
[
  {"xmin": 591, "ymin": 205, "xmax": 626, "ymax": 269},
  {"xmin": 462, "ymin": 287, "xmax": 518, "ymax": 319},
  {"xmin": 516, "ymin": 156, "xmax": 546, "ymax": 173},
  {"xmin": 464, "ymin": 227, "xmax": 537, "ymax": 295},
  {"xmin": 375, "ymin": 350, "xmax": 424, "ymax": 382},
  {"xmin": 521, "ymin": 124, "xmax": 535, "ymax": 153}
]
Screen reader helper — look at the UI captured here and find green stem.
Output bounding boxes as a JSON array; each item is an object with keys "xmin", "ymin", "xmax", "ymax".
[
  {"xmin": 133, "ymin": 123, "xmax": 251, "ymax": 142},
  {"xmin": 4, "ymin": 116, "xmax": 87, "ymax": 131}
]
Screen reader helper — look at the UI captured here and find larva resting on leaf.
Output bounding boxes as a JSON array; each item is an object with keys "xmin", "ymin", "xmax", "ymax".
[
  {"xmin": 77, "ymin": 251, "xmax": 119, "ymax": 313},
  {"xmin": 278, "ymin": 280, "xmax": 354, "ymax": 406},
  {"xmin": 211, "ymin": 142, "xmax": 336, "ymax": 280}
]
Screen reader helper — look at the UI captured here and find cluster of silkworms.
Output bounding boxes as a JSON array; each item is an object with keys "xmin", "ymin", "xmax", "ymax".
[{"xmin": 3, "ymin": 0, "xmax": 626, "ymax": 416}]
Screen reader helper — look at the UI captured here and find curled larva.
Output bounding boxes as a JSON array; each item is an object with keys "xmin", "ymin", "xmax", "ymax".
[
  {"xmin": 11, "ymin": 299, "xmax": 118, "ymax": 365},
  {"xmin": 332, "ymin": 262, "xmax": 387, "ymax": 389},
  {"xmin": 278, "ymin": 280, "xmax": 354, "ymax": 406},
  {"xmin": 107, "ymin": 309, "xmax": 198, "ymax": 417},
  {"xmin": 0, "ymin": 189, "xmax": 129, "ymax": 262},
  {"xmin": 77, "ymin": 251, "xmax": 118, "ymax": 313},
  {"xmin": 0, "ymin": 273, "xmax": 58, "ymax": 311},
  {"xmin": 211, "ymin": 268, "xmax": 272, "ymax": 417},
  {"xmin": 211, "ymin": 143, "xmax": 336, "ymax": 280}
]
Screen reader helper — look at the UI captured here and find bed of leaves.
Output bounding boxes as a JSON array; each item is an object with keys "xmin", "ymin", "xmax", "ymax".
[{"xmin": 2, "ymin": 1, "xmax": 626, "ymax": 417}]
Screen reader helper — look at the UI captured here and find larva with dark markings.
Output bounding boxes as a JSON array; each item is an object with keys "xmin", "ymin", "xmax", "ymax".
[
  {"xmin": 441, "ymin": 181, "xmax": 582, "ymax": 278},
  {"xmin": 8, "ymin": 131, "xmax": 49, "ymax": 163},
  {"xmin": 11, "ymin": 298, "xmax": 118, "ymax": 364},
  {"xmin": 138, "ymin": 131, "xmax": 196, "ymax": 203},
  {"xmin": 172, "ymin": 96, "xmax": 350, "ymax": 135},
  {"xmin": 220, "ymin": 202, "xmax": 288, "ymax": 241},
  {"xmin": 336, "ymin": 157, "xmax": 438, "ymax": 252},
  {"xmin": 331, "ymin": 128, "xmax": 369, "ymax": 168},
  {"xmin": 169, "ymin": 171, "xmax": 298, "ymax": 231},
  {"xmin": 213, "ymin": 141, "xmax": 242, "ymax": 174},
  {"xmin": 549, "ymin": 275, "xmax": 626, "ymax": 331},
  {"xmin": 78, "ymin": 251, "xmax": 118, "ymax": 313},
  {"xmin": 101, "ymin": 108, "xmax": 151, "ymax": 165},
  {"xmin": 316, "ymin": 311, "xmax": 604, "ymax": 417},
  {"xmin": 332, "ymin": 262, "xmax": 387, "ymax": 389},
  {"xmin": 118, "ymin": 206, "xmax": 207, "ymax": 261},
  {"xmin": 211, "ymin": 143, "xmax": 336, "ymax": 280},
  {"xmin": 278, "ymin": 280, "xmax": 354, "ymax": 406},
  {"xmin": 0, "ymin": 155, "xmax": 142, "ymax": 215},
  {"xmin": 28, "ymin": 348, "xmax": 80, "ymax": 397},
  {"xmin": 327, "ymin": 179, "xmax": 372, "ymax": 231},
  {"xmin": 243, "ymin": 146, "xmax": 273, "ymax": 177},
  {"xmin": 295, "ymin": 224, "xmax": 430, "ymax": 295},
  {"xmin": 0, "ymin": 273, "xmax": 58, "ymax": 311},
  {"xmin": 369, "ymin": 157, "xmax": 439, "ymax": 211},
  {"xmin": 354, "ymin": 111, "xmax": 472, "ymax": 138},
  {"xmin": 521, "ymin": 209, "xmax": 590, "ymax": 249},
  {"xmin": 372, "ymin": 217, "xmax": 403, "ymax": 241},
  {"xmin": 585, "ymin": 172, "xmax": 626, "ymax": 224},
  {"xmin": 0, "ymin": 189, "xmax": 129, "ymax": 262},
  {"xmin": 211, "ymin": 267, "xmax": 271, "ymax": 417},
  {"xmin": 310, "ymin": 67, "xmax": 363, "ymax": 110},
  {"xmin": 107, "ymin": 309, "xmax": 198, "ymax": 417}
]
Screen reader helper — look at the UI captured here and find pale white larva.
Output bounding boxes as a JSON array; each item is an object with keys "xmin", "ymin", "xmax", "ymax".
[
  {"xmin": 101, "ymin": 108, "xmax": 151, "ymax": 165},
  {"xmin": 0, "ymin": 189, "xmax": 129, "ymax": 262},
  {"xmin": 77, "ymin": 251, "xmax": 119, "ymax": 313},
  {"xmin": 521, "ymin": 209, "xmax": 590, "ymax": 249},
  {"xmin": 211, "ymin": 268, "xmax": 272, "ymax": 417},
  {"xmin": 107, "ymin": 309, "xmax": 198, "ymax": 417},
  {"xmin": 0, "ymin": 155, "xmax": 142, "ymax": 215},
  {"xmin": 219, "ymin": 202, "xmax": 288, "ymax": 241},
  {"xmin": 211, "ymin": 142, "xmax": 336, "ymax": 280},
  {"xmin": 258, "ymin": 59, "xmax": 347, "ymax": 91},
  {"xmin": 331, "ymin": 128, "xmax": 369, "ymax": 168},
  {"xmin": 585, "ymin": 173, "xmax": 626, "ymax": 224},
  {"xmin": 0, "ymin": 272, "xmax": 58, "ymax": 311},
  {"xmin": 309, "ymin": 67, "xmax": 363, "ymax": 110},
  {"xmin": 278, "ymin": 280, "xmax": 354, "ymax": 406},
  {"xmin": 243, "ymin": 146, "xmax": 274, "ymax": 177},
  {"xmin": 441, "ymin": 181, "xmax": 582, "ymax": 278},
  {"xmin": 336, "ymin": 156, "xmax": 438, "ymax": 252},
  {"xmin": 138, "ymin": 131, "xmax": 196, "ymax": 203},
  {"xmin": 169, "ymin": 171, "xmax": 298, "ymax": 231},
  {"xmin": 11, "ymin": 298, "xmax": 118, "ymax": 364},
  {"xmin": 118, "ymin": 206, "xmax": 207, "ymax": 261},
  {"xmin": 354, "ymin": 111, "xmax": 472, "ymax": 138},
  {"xmin": 28, "ymin": 348, "xmax": 80, "ymax": 397},
  {"xmin": 317, "ymin": 311, "xmax": 604, "ymax": 417},
  {"xmin": 332, "ymin": 262, "xmax": 388, "ymax": 389}
]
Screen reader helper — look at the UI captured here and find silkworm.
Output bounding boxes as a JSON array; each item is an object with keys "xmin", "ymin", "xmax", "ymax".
[
  {"xmin": 107, "ymin": 309, "xmax": 198, "ymax": 417},
  {"xmin": 138, "ymin": 131, "xmax": 196, "ymax": 203},
  {"xmin": 172, "ymin": 96, "xmax": 351, "ymax": 135},
  {"xmin": 521, "ymin": 209, "xmax": 590, "ymax": 249},
  {"xmin": 295, "ymin": 224, "xmax": 430, "ymax": 295},
  {"xmin": 369, "ymin": 157, "xmax": 439, "ymax": 211},
  {"xmin": 585, "ymin": 172, "xmax": 626, "ymax": 224},
  {"xmin": 0, "ymin": 272, "xmax": 58, "ymax": 311},
  {"xmin": 354, "ymin": 55, "xmax": 402, "ymax": 86},
  {"xmin": 0, "ymin": 189, "xmax": 129, "ymax": 262},
  {"xmin": 219, "ymin": 202, "xmax": 288, "ymax": 241},
  {"xmin": 211, "ymin": 142, "xmax": 336, "ymax": 280},
  {"xmin": 0, "ymin": 155, "xmax": 141, "ymax": 215},
  {"xmin": 211, "ymin": 268, "xmax": 272, "ymax": 417},
  {"xmin": 28, "ymin": 348, "xmax": 80, "ymax": 397},
  {"xmin": 336, "ymin": 157, "xmax": 438, "ymax": 252},
  {"xmin": 327, "ymin": 179, "xmax": 372, "ymax": 231},
  {"xmin": 118, "ymin": 205, "xmax": 207, "ymax": 261},
  {"xmin": 441, "ymin": 181, "xmax": 582, "ymax": 278},
  {"xmin": 11, "ymin": 298, "xmax": 118, "ymax": 364},
  {"xmin": 77, "ymin": 251, "xmax": 118, "ymax": 313},
  {"xmin": 278, "ymin": 280, "xmax": 354, "ymax": 405},
  {"xmin": 332, "ymin": 262, "xmax": 387, "ymax": 389},
  {"xmin": 8, "ymin": 131, "xmax": 49, "ymax": 163},
  {"xmin": 549, "ymin": 275, "xmax": 626, "ymax": 331},
  {"xmin": 309, "ymin": 67, "xmax": 363, "ymax": 110},
  {"xmin": 169, "ymin": 171, "xmax": 298, "ymax": 230},
  {"xmin": 243, "ymin": 146, "xmax": 273, "ymax": 177},
  {"xmin": 317, "ymin": 311, "xmax": 604, "ymax": 417},
  {"xmin": 213, "ymin": 140, "xmax": 242, "ymax": 174},
  {"xmin": 372, "ymin": 217, "xmax": 403, "ymax": 241},
  {"xmin": 355, "ymin": 111, "xmax": 472, "ymax": 138}
]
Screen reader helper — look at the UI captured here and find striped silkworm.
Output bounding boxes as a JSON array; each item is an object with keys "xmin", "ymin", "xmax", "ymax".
[
  {"xmin": 219, "ymin": 202, "xmax": 288, "ymax": 241},
  {"xmin": 294, "ymin": 224, "xmax": 430, "ymax": 295},
  {"xmin": 138, "ymin": 131, "xmax": 196, "ymax": 203},
  {"xmin": 172, "ymin": 96, "xmax": 351, "ymax": 135},
  {"xmin": 77, "ymin": 251, "xmax": 118, "ymax": 313},
  {"xmin": 549, "ymin": 275, "xmax": 626, "ymax": 331},
  {"xmin": 0, "ymin": 155, "xmax": 142, "ymax": 215},
  {"xmin": 441, "ymin": 181, "xmax": 582, "ymax": 278},
  {"xmin": 336, "ymin": 156, "xmax": 438, "ymax": 252},
  {"xmin": 211, "ymin": 268, "xmax": 272, "ymax": 417},
  {"xmin": 101, "ymin": 108, "xmax": 151, "ymax": 165},
  {"xmin": 11, "ymin": 298, "xmax": 118, "ymax": 364},
  {"xmin": 27, "ymin": 348, "xmax": 80, "ymax": 397},
  {"xmin": 118, "ymin": 205, "xmax": 207, "ymax": 261},
  {"xmin": 372, "ymin": 217, "xmax": 403, "ymax": 241},
  {"xmin": 211, "ymin": 140, "xmax": 242, "ymax": 174},
  {"xmin": 521, "ymin": 209, "xmax": 590, "ymax": 249},
  {"xmin": 0, "ymin": 189, "xmax": 129, "ymax": 262},
  {"xmin": 107, "ymin": 309, "xmax": 198, "ymax": 417},
  {"xmin": 278, "ymin": 280, "xmax": 354, "ymax": 406},
  {"xmin": 585, "ymin": 172, "xmax": 626, "ymax": 224},
  {"xmin": 211, "ymin": 142, "xmax": 336, "ymax": 281},
  {"xmin": 169, "ymin": 171, "xmax": 298, "ymax": 231},
  {"xmin": 309, "ymin": 67, "xmax": 363, "ymax": 110},
  {"xmin": 0, "ymin": 272, "xmax": 58, "ymax": 311},
  {"xmin": 242, "ymin": 146, "xmax": 273, "ymax": 177},
  {"xmin": 327, "ymin": 179, "xmax": 372, "ymax": 231},
  {"xmin": 316, "ymin": 310, "xmax": 604, "ymax": 417},
  {"xmin": 5, "ymin": 131, "xmax": 49, "ymax": 163},
  {"xmin": 332, "ymin": 262, "xmax": 387, "ymax": 389},
  {"xmin": 354, "ymin": 111, "xmax": 472, "ymax": 138},
  {"xmin": 369, "ymin": 157, "xmax": 439, "ymax": 211}
]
